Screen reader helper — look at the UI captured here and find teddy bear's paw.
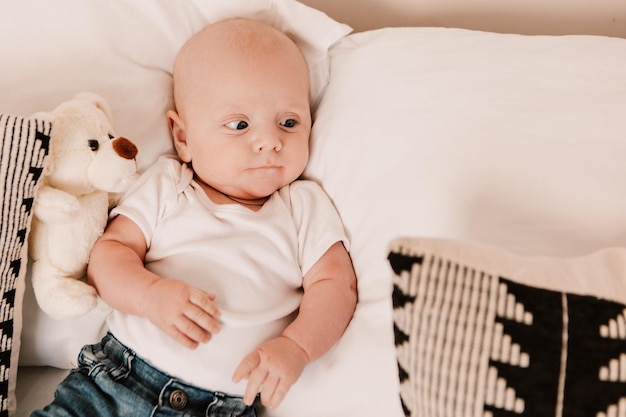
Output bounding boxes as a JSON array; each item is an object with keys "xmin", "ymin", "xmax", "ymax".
[
  {"xmin": 33, "ymin": 276, "xmax": 99, "ymax": 320},
  {"xmin": 34, "ymin": 186, "xmax": 81, "ymax": 224}
]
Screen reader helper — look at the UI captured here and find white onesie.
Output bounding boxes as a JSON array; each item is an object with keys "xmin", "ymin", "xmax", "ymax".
[{"xmin": 107, "ymin": 156, "xmax": 348, "ymax": 396}]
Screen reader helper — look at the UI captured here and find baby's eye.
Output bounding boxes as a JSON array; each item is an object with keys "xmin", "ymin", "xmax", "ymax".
[
  {"xmin": 226, "ymin": 120, "xmax": 249, "ymax": 130},
  {"xmin": 280, "ymin": 119, "xmax": 297, "ymax": 128}
]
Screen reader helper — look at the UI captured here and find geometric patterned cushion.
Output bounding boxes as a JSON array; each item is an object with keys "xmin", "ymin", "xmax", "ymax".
[
  {"xmin": 0, "ymin": 114, "xmax": 50, "ymax": 417},
  {"xmin": 389, "ymin": 237, "xmax": 626, "ymax": 417}
]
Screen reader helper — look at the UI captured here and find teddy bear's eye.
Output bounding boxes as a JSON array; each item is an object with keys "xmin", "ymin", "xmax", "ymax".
[
  {"xmin": 88, "ymin": 139, "xmax": 99, "ymax": 151},
  {"xmin": 108, "ymin": 134, "xmax": 114, "ymax": 140}
]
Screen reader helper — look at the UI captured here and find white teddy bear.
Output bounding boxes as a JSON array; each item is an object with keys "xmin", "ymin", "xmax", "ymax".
[{"xmin": 28, "ymin": 92, "xmax": 139, "ymax": 320}]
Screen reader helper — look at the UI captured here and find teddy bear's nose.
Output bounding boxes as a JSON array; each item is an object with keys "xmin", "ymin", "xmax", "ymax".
[{"xmin": 112, "ymin": 137, "xmax": 138, "ymax": 160}]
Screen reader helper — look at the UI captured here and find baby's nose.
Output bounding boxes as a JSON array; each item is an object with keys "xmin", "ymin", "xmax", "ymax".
[{"xmin": 254, "ymin": 132, "xmax": 282, "ymax": 152}]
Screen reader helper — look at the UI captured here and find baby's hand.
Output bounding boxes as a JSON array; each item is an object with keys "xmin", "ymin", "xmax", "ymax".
[
  {"xmin": 140, "ymin": 278, "xmax": 220, "ymax": 349},
  {"xmin": 232, "ymin": 336, "xmax": 309, "ymax": 409}
]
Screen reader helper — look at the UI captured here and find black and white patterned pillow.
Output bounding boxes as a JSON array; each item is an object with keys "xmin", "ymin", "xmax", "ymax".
[
  {"xmin": 389, "ymin": 237, "xmax": 626, "ymax": 417},
  {"xmin": 0, "ymin": 114, "xmax": 50, "ymax": 417}
]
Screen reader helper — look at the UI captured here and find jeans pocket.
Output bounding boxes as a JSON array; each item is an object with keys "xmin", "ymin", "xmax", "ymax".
[{"xmin": 78, "ymin": 339, "xmax": 132, "ymax": 381}]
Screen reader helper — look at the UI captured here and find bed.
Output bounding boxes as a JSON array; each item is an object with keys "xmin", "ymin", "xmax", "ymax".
[{"xmin": 3, "ymin": 1, "xmax": 626, "ymax": 416}]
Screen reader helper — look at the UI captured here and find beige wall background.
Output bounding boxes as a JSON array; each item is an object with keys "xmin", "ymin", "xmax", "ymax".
[{"xmin": 300, "ymin": 0, "xmax": 626, "ymax": 38}]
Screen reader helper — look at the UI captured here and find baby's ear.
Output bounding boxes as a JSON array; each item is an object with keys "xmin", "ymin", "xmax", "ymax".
[{"xmin": 167, "ymin": 110, "xmax": 191, "ymax": 163}]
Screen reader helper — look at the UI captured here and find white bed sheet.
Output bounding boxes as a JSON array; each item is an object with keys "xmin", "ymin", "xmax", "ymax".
[{"xmin": 15, "ymin": 367, "xmax": 67, "ymax": 417}]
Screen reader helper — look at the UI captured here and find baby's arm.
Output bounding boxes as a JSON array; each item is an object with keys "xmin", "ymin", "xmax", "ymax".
[
  {"xmin": 233, "ymin": 241, "xmax": 357, "ymax": 409},
  {"xmin": 87, "ymin": 214, "xmax": 221, "ymax": 349}
]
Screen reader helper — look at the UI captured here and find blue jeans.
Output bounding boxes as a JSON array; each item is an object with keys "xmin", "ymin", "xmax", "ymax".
[{"xmin": 30, "ymin": 333, "xmax": 259, "ymax": 417}]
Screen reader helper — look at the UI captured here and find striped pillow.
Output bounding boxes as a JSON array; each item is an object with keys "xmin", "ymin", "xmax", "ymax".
[
  {"xmin": 0, "ymin": 114, "xmax": 50, "ymax": 417},
  {"xmin": 389, "ymin": 237, "xmax": 626, "ymax": 417}
]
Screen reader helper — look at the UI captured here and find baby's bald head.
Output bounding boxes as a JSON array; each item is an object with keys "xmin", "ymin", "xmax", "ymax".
[{"xmin": 172, "ymin": 18, "xmax": 309, "ymax": 116}]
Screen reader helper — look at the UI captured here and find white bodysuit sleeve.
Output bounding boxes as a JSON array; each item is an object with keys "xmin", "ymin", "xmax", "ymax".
[
  {"xmin": 286, "ymin": 180, "xmax": 350, "ymax": 275},
  {"xmin": 110, "ymin": 156, "xmax": 187, "ymax": 248}
]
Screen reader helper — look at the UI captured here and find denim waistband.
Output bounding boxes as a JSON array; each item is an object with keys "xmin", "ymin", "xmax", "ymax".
[{"xmin": 79, "ymin": 333, "xmax": 257, "ymax": 417}]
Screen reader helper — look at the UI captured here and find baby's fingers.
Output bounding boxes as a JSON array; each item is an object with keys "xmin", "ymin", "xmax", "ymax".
[
  {"xmin": 171, "ymin": 289, "xmax": 220, "ymax": 347},
  {"xmin": 233, "ymin": 351, "xmax": 259, "ymax": 384},
  {"xmin": 180, "ymin": 304, "xmax": 220, "ymax": 344},
  {"xmin": 233, "ymin": 352, "xmax": 263, "ymax": 406},
  {"xmin": 260, "ymin": 375, "xmax": 288, "ymax": 410},
  {"xmin": 184, "ymin": 291, "xmax": 220, "ymax": 336},
  {"xmin": 189, "ymin": 288, "xmax": 220, "ymax": 318},
  {"xmin": 166, "ymin": 326, "xmax": 201, "ymax": 350}
]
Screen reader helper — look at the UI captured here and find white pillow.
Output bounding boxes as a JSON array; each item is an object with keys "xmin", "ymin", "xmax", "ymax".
[
  {"xmin": 0, "ymin": 0, "xmax": 350, "ymax": 369},
  {"xmin": 306, "ymin": 27, "xmax": 626, "ymax": 303},
  {"xmin": 296, "ymin": 28, "xmax": 626, "ymax": 417}
]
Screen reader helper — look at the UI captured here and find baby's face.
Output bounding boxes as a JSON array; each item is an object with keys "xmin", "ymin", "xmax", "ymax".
[{"xmin": 171, "ymin": 21, "xmax": 311, "ymax": 201}]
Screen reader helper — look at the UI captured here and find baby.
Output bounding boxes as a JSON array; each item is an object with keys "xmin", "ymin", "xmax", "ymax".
[{"xmin": 31, "ymin": 18, "xmax": 357, "ymax": 417}]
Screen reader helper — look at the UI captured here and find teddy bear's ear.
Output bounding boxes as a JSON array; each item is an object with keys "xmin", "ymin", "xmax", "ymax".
[
  {"xmin": 28, "ymin": 112, "xmax": 55, "ymax": 175},
  {"xmin": 74, "ymin": 91, "xmax": 114, "ymax": 124}
]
